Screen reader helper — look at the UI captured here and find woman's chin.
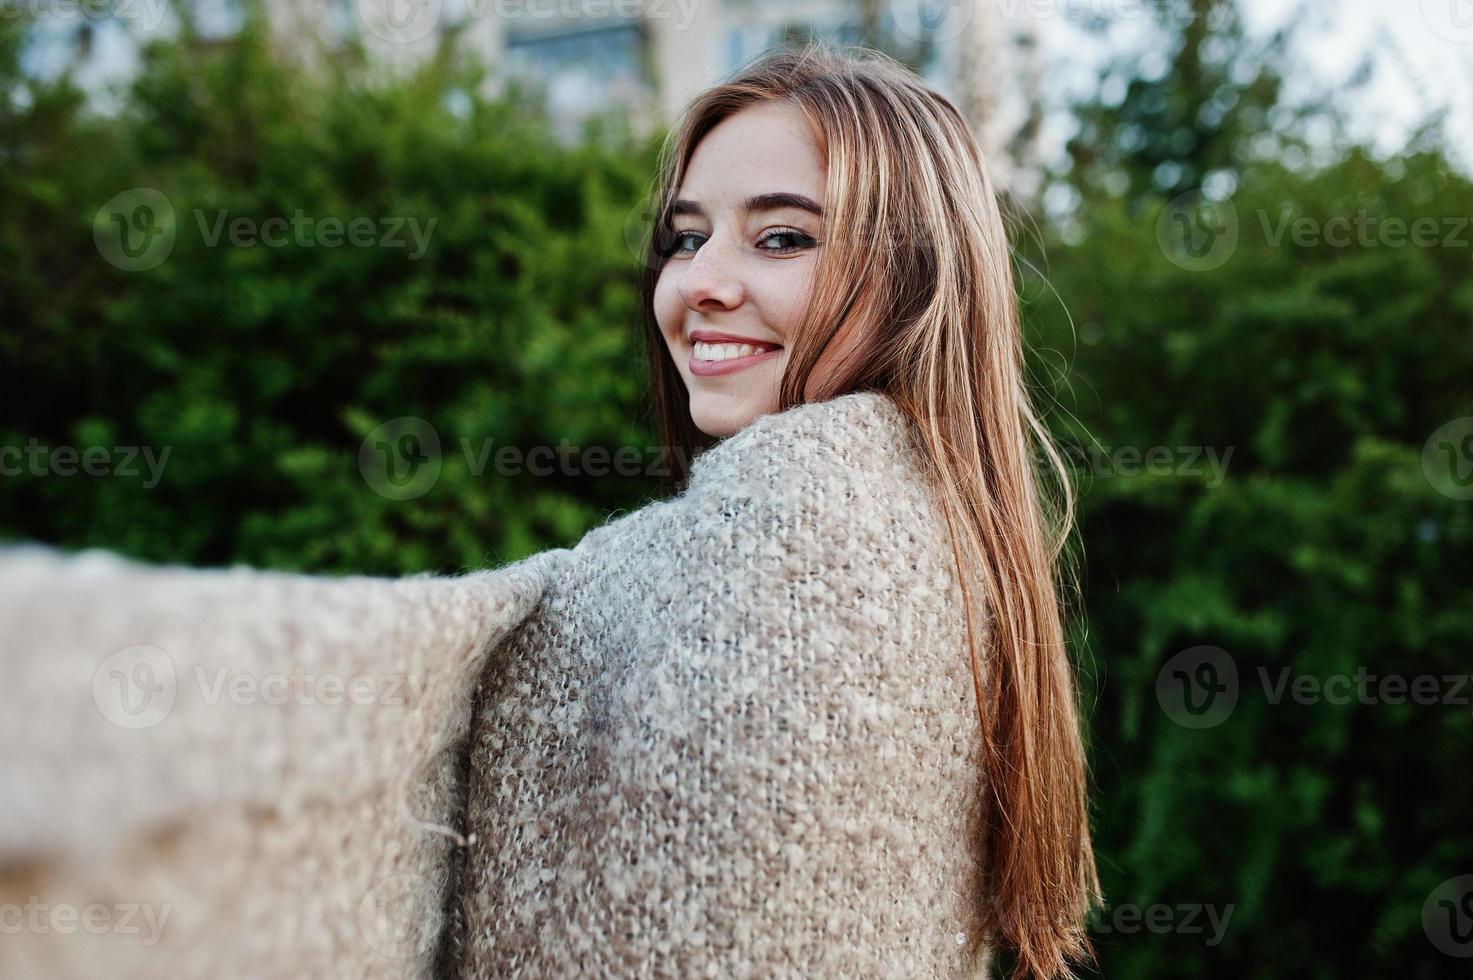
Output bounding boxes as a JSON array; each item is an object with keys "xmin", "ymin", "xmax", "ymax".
[{"xmin": 688, "ymin": 391, "xmax": 772, "ymax": 439}]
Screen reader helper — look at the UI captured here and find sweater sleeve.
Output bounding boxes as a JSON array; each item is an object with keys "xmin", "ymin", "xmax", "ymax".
[
  {"xmin": 622, "ymin": 395, "xmax": 993, "ymax": 977},
  {"xmin": 0, "ymin": 545, "xmax": 557, "ymax": 980}
]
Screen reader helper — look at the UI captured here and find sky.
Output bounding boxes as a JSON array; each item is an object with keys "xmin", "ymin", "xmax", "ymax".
[
  {"xmin": 21, "ymin": 0, "xmax": 1473, "ymax": 172},
  {"xmin": 1034, "ymin": 0, "xmax": 1473, "ymax": 170}
]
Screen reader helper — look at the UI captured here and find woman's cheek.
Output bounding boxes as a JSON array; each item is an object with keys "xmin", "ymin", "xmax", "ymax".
[
  {"xmin": 652, "ymin": 269, "xmax": 684, "ymax": 349},
  {"xmin": 764, "ymin": 255, "xmax": 818, "ymax": 340}
]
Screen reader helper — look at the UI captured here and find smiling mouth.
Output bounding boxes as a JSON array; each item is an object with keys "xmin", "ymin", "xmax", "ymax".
[
  {"xmin": 692, "ymin": 340, "xmax": 779, "ymax": 361},
  {"xmin": 687, "ymin": 331, "xmax": 784, "ymax": 377}
]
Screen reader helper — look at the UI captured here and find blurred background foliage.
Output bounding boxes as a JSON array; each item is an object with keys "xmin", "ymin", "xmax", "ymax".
[
  {"xmin": 2, "ymin": 9, "xmax": 661, "ymax": 571},
  {"xmin": 2, "ymin": 1, "xmax": 1470, "ymax": 977}
]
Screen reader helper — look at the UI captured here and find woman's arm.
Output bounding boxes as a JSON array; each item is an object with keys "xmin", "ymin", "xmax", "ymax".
[{"xmin": 0, "ymin": 545, "xmax": 557, "ymax": 980}]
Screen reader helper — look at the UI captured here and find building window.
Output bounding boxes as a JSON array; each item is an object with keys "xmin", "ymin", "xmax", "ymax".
[{"xmin": 504, "ymin": 21, "xmax": 651, "ymax": 122}]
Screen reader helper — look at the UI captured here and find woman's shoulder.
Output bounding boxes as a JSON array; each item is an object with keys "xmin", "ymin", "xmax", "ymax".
[
  {"xmin": 566, "ymin": 391, "xmax": 964, "ymax": 633},
  {"xmin": 583, "ymin": 392, "xmax": 966, "ymax": 629},
  {"xmin": 559, "ymin": 389, "xmax": 972, "ymax": 684},
  {"xmin": 682, "ymin": 390, "xmax": 931, "ymax": 515},
  {"xmin": 571, "ymin": 391, "xmax": 934, "ymax": 555}
]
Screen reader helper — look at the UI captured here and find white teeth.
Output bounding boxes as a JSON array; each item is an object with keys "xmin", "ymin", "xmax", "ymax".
[{"xmin": 693, "ymin": 341, "xmax": 774, "ymax": 361}]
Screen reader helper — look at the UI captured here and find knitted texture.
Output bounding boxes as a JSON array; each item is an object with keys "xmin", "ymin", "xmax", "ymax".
[
  {"xmin": 0, "ymin": 547, "xmax": 557, "ymax": 979},
  {"xmin": 449, "ymin": 390, "xmax": 992, "ymax": 977},
  {"xmin": 0, "ymin": 390, "xmax": 993, "ymax": 978}
]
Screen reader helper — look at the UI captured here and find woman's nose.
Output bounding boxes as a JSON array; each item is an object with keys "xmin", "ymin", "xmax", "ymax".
[{"xmin": 677, "ymin": 237, "xmax": 744, "ymax": 312}]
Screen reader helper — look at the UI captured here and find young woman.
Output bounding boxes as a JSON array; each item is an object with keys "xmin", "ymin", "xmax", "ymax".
[
  {"xmin": 630, "ymin": 44, "xmax": 1103, "ymax": 978},
  {"xmin": 0, "ymin": 43, "xmax": 1100, "ymax": 980}
]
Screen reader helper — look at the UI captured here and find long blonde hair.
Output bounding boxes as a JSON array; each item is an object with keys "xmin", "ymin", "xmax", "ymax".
[{"xmin": 636, "ymin": 45, "xmax": 1100, "ymax": 979}]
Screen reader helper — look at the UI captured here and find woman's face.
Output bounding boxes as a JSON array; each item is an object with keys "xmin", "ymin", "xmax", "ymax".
[{"xmin": 653, "ymin": 102, "xmax": 828, "ymax": 438}]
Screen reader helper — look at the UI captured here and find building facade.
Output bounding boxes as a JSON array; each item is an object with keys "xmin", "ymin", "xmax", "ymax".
[{"xmin": 20, "ymin": 0, "xmax": 1045, "ymax": 194}]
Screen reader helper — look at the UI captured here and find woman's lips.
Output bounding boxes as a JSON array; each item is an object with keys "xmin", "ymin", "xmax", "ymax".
[{"xmin": 688, "ymin": 346, "xmax": 783, "ymax": 376}]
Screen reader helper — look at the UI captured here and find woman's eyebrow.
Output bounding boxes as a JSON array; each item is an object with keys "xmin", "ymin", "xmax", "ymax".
[
  {"xmin": 669, "ymin": 193, "xmax": 824, "ymax": 219},
  {"xmin": 746, "ymin": 192, "xmax": 823, "ymax": 217}
]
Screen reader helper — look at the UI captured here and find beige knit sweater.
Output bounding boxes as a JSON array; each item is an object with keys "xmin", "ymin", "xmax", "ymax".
[{"xmin": 0, "ymin": 391, "xmax": 992, "ymax": 978}]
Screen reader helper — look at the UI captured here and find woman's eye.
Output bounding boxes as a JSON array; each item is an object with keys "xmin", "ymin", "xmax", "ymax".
[
  {"xmin": 669, "ymin": 230, "xmax": 706, "ymax": 255},
  {"xmin": 663, "ymin": 227, "xmax": 816, "ymax": 258},
  {"xmin": 756, "ymin": 228, "xmax": 818, "ymax": 254}
]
